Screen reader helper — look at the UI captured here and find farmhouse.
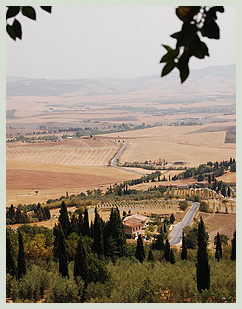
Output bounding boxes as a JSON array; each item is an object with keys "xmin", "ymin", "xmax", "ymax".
[
  {"xmin": 123, "ymin": 214, "xmax": 148, "ymax": 237},
  {"xmin": 173, "ymin": 161, "xmax": 185, "ymax": 165}
]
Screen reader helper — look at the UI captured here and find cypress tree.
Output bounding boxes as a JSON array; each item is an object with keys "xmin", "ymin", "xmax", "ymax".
[
  {"xmin": 152, "ymin": 233, "xmax": 164, "ymax": 250},
  {"xmin": 90, "ymin": 220, "xmax": 94, "ymax": 238},
  {"xmin": 221, "ymin": 185, "xmax": 227, "ymax": 197},
  {"xmin": 78, "ymin": 211, "xmax": 84, "ymax": 235},
  {"xmin": 215, "ymin": 232, "xmax": 222, "ymax": 261},
  {"xmin": 135, "ymin": 235, "xmax": 146, "ymax": 263},
  {"xmin": 53, "ymin": 224, "xmax": 59, "ymax": 260},
  {"xmin": 181, "ymin": 232, "xmax": 188, "ymax": 260},
  {"xmin": 170, "ymin": 213, "xmax": 175, "ymax": 224},
  {"xmin": 70, "ymin": 213, "xmax": 79, "ymax": 234},
  {"xmin": 170, "ymin": 248, "xmax": 175, "ymax": 264},
  {"xmin": 93, "ymin": 207, "xmax": 104, "ymax": 257},
  {"xmin": 74, "ymin": 235, "xmax": 88, "ymax": 283},
  {"xmin": 6, "ymin": 228, "xmax": 17, "ymax": 277},
  {"xmin": 59, "ymin": 200, "xmax": 70, "ymax": 237},
  {"xmin": 106, "ymin": 236, "xmax": 118, "ymax": 263},
  {"xmin": 15, "ymin": 208, "xmax": 22, "ymax": 224},
  {"xmin": 106, "ymin": 207, "xmax": 126, "ymax": 257},
  {"xmin": 44, "ymin": 207, "xmax": 51, "ymax": 220},
  {"xmin": 164, "ymin": 239, "xmax": 170, "ymax": 261},
  {"xmin": 17, "ymin": 230, "xmax": 26, "ymax": 279},
  {"xmin": 148, "ymin": 249, "xmax": 155, "ymax": 262},
  {"xmin": 57, "ymin": 225, "xmax": 69, "ymax": 278},
  {"xmin": 7, "ymin": 204, "xmax": 16, "ymax": 222},
  {"xmin": 196, "ymin": 216, "xmax": 210, "ymax": 292},
  {"xmin": 231, "ymin": 230, "xmax": 236, "ymax": 261},
  {"xmin": 208, "ymin": 173, "xmax": 211, "ymax": 184},
  {"xmin": 227, "ymin": 186, "xmax": 231, "ymax": 197},
  {"xmin": 83, "ymin": 208, "xmax": 90, "ymax": 237}
]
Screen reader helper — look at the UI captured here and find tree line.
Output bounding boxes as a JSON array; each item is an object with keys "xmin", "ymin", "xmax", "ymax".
[
  {"xmin": 173, "ymin": 158, "xmax": 236, "ymax": 181},
  {"xmin": 6, "ymin": 203, "xmax": 51, "ymax": 225}
]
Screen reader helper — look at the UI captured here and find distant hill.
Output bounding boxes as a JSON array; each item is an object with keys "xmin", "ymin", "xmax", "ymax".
[{"xmin": 7, "ymin": 64, "xmax": 235, "ymax": 97}]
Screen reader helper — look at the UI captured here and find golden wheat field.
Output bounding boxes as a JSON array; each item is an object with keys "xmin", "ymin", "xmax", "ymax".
[
  {"xmin": 104, "ymin": 122, "xmax": 236, "ymax": 167},
  {"xmin": 6, "ymin": 138, "xmax": 140, "ymax": 205},
  {"xmin": 6, "ymin": 122, "xmax": 236, "ymax": 206},
  {"xmin": 6, "ymin": 138, "xmax": 120, "ymax": 166}
]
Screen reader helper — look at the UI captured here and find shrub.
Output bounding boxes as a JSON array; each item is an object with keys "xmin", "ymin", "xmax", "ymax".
[
  {"xmin": 179, "ymin": 200, "xmax": 188, "ymax": 211},
  {"xmin": 46, "ymin": 275, "xmax": 80, "ymax": 303},
  {"xmin": 199, "ymin": 201, "xmax": 209, "ymax": 213},
  {"xmin": 7, "ymin": 265, "xmax": 50, "ymax": 302}
]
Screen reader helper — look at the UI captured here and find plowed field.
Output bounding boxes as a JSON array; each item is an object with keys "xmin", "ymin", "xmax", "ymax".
[{"xmin": 6, "ymin": 138, "xmax": 120, "ymax": 166}]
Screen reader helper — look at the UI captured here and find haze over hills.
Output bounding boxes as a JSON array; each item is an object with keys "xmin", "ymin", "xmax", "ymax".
[
  {"xmin": 6, "ymin": 64, "xmax": 236, "ymax": 135},
  {"xmin": 7, "ymin": 64, "xmax": 235, "ymax": 98}
]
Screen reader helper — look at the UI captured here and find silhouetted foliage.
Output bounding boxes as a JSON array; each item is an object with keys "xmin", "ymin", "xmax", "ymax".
[
  {"xmin": 6, "ymin": 6, "xmax": 52, "ymax": 40},
  {"xmin": 161, "ymin": 6, "xmax": 224, "ymax": 83}
]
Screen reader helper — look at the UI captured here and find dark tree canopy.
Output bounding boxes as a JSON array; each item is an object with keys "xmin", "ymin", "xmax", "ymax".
[
  {"xmin": 135, "ymin": 235, "xmax": 146, "ymax": 263},
  {"xmin": 215, "ymin": 232, "xmax": 222, "ymax": 261},
  {"xmin": 148, "ymin": 249, "xmax": 155, "ymax": 262},
  {"xmin": 6, "ymin": 6, "xmax": 52, "ymax": 41},
  {"xmin": 161, "ymin": 6, "xmax": 224, "ymax": 83},
  {"xmin": 83, "ymin": 208, "xmax": 90, "ymax": 237},
  {"xmin": 17, "ymin": 230, "xmax": 26, "ymax": 279},
  {"xmin": 93, "ymin": 207, "xmax": 104, "ymax": 257},
  {"xmin": 169, "ymin": 248, "xmax": 175, "ymax": 264},
  {"xmin": 74, "ymin": 235, "xmax": 88, "ymax": 282},
  {"xmin": 196, "ymin": 217, "xmax": 210, "ymax": 292},
  {"xmin": 6, "ymin": 228, "xmax": 17, "ymax": 277},
  {"xmin": 56, "ymin": 225, "xmax": 69, "ymax": 278},
  {"xmin": 58, "ymin": 201, "xmax": 70, "ymax": 238},
  {"xmin": 181, "ymin": 232, "xmax": 188, "ymax": 260},
  {"xmin": 164, "ymin": 239, "xmax": 171, "ymax": 261},
  {"xmin": 231, "ymin": 230, "xmax": 236, "ymax": 261}
]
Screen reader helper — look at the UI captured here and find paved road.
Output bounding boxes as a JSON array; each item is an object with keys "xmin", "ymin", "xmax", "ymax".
[
  {"xmin": 169, "ymin": 202, "xmax": 199, "ymax": 245},
  {"xmin": 110, "ymin": 142, "xmax": 147, "ymax": 176}
]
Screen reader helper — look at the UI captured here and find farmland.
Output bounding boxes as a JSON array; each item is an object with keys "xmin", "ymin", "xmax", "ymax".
[
  {"xmin": 6, "ymin": 123, "xmax": 235, "ymax": 205},
  {"xmin": 6, "ymin": 65, "xmax": 236, "ymax": 245}
]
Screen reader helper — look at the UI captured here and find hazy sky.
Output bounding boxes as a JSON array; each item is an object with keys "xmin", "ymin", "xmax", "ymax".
[{"xmin": 6, "ymin": 6, "xmax": 236, "ymax": 79}]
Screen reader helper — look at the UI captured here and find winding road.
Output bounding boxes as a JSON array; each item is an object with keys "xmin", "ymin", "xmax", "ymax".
[
  {"xmin": 169, "ymin": 202, "xmax": 200, "ymax": 245},
  {"xmin": 110, "ymin": 142, "xmax": 147, "ymax": 176}
]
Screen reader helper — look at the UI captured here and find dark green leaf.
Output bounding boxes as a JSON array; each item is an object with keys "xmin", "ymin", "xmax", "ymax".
[
  {"xmin": 177, "ymin": 50, "xmax": 191, "ymax": 83},
  {"xmin": 215, "ymin": 6, "xmax": 224, "ymax": 13},
  {"xmin": 12, "ymin": 19, "xmax": 22, "ymax": 39},
  {"xmin": 170, "ymin": 31, "xmax": 180, "ymax": 40},
  {"xmin": 179, "ymin": 64, "xmax": 190, "ymax": 83},
  {"xmin": 22, "ymin": 7, "xmax": 36, "ymax": 20},
  {"xmin": 176, "ymin": 24, "xmax": 197, "ymax": 48},
  {"xmin": 193, "ymin": 41, "xmax": 209, "ymax": 59},
  {"xmin": 161, "ymin": 62, "xmax": 176, "ymax": 77},
  {"xmin": 160, "ymin": 49, "xmax": 179, "ymax": 63},
  {"xmin": 207, "ymin": 7, "xmax": 218, "ymax": 20},
  {"xmin": 201, "ymin": 19, "xmax": 220, "ymax": 39},
  {"xmin": 162, "ymin": 45, "xmax": 172, "ymax": 52},
  {"xmin": 40, "ymin": 6, "xmax": 52, "ymax": 13},
  {"xmin": 6, "ymin": 24, "xmax": 16, "ymax": 40},
  {"xmin": 6, "ymin": 6, "xmax": 20, "ymax": 19}
]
